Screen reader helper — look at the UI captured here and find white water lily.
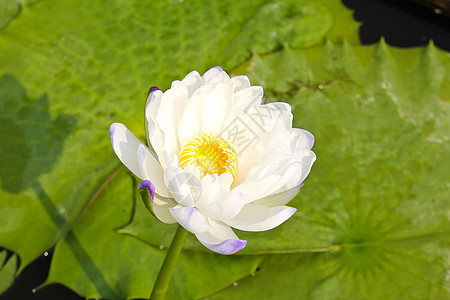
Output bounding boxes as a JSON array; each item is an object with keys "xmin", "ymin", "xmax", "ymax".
[{"xmin": 110, "ymin": 67, "xmax": 316, "ymax": 254}]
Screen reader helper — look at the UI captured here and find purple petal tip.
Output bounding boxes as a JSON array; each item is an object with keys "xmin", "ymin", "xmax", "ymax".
[
  {"xmin": 306, "ymin": 130, "xmax": 315, "ymax": 149},
  {"xmin": 289, "ymin": 207, "xmax": 297, "ymax": 215},
  {"xmin": 205, "ymin": 239, "xmax": 247, "ymax": 255},
  {"xmin": 138, "ymin": 180, "xmax": 155, "ymax": 203},
  {"xmin": 150, "ymin": 86, "xmax": 160, "ymax": 93},
  {"xmin": 211, "ymin": 66, "xmax": 223, "ymax": 72},
  {"xmin": 109, "ymin": 123, "xmax": 115, "ymax": 142},
  {"xmin": 299, "ymin": 181, "xmax": 305, "ymax": 190}
]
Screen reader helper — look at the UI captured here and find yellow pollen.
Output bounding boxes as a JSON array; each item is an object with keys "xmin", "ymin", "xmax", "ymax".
[{"xmin": 179, "ymin": 132, "xmax": 238, "ymax": 181}]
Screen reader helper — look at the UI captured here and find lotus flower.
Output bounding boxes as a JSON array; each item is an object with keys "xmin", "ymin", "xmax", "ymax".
[{"xmin": 110, "ymin": 67, "xmax": 316, "ymax": 254}]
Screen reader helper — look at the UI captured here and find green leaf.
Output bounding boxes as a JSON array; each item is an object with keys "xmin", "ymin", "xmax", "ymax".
[
  {"xmin": 204, "ymin": 41, "xmax": 449, "ymax": 298},
  {"xmin": 0, "ymin": 0, "xmax": 353, "ymax": 272},
  {"xmin": 0, "ymin": 251, "xmax": 17, "ymax": 294},
  {"xmin": 1, "ymin": 0, "xmax": 448, "ymax": 299},
  {"xmin": 0, "ymin": 0, "xmax": 19, "ymax": 30}
]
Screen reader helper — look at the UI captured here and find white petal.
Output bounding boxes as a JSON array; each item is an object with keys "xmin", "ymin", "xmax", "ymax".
[
  {"xmin": 164, "ymin": 166, "xmax": 201, "ymax": 206},
  {"xmin": 178, "ymin": 84, "xmax": 213, "ymax": 147},
  {"xmin": 290, "ymin": 149, "xmax": 316, "ymax": 185},
  {"xmin": 137, "ymin": 144, "xmax": 169, "ymax": 197},
  {"xmin": 196, "ymin": 174, "xmax": 221, "ymax": 208},
  {"xmin": 147, "ymin": 118, "xmax": 166, "ymax": 167},
  {"xmin": 145, "ymin": 89, "xmax": 163, "ymax": 122},
  {"xmin": 152, "ymin": 194, "xmax": 178, "ymax": 223},
  {"xmin": 232, "ymin": 86, "xmax": 263, "ymax": 114},
  {"xmin": 235, "ymin": 129, "xmax": 315, "ymax": 186},
  {"xmin": 217, "ymin": 172, "xmax": 234, "ymax": 190},
  {"xmin": 238, "ymin": 135, "xmax": 291, "ymax": 179},
  {"xmin": 181, "ymin": 70, "xmax": 204, "ymax": 98},
  {"xmin": 202, "ymin": 81, "xmax": 233, "ymax": 133},
  {"xmin": 110, "ymin": 123, "xmax": 144, "ymax": 179},
  {"xmin": 207, "ymin": 71, "xmax": 231, "ymax": 87},
  {"xmin": 202, "ymin": 66, "xmax": 224, "ymax": 82},
  {"xmin": 233, "ymin": 175, "xmax": 280, "ymax": 203},
  {"xmin": 220, "ymin": 90, "xmax": 272, "ymax": 156},
  {"xmin": 253, "ymin": 182, "xmax": 304, "ymax": 207},
  {"xmin": 156, "ymin": 81, "xmax": 189, "ymax": 153},
  {"xmin": 201, "ymin": 192, "xmax": 247, "ymax": 221},
  {"xmin": 145, "ymin": 89, "xmax": 164, "ymax": 156},
  {"xmin": 196, "ymin": 173, "xmax": 234, "ymax": 209},
  {"xmin": 243, "ymin": 103, "xmax": 293, "ymax": 132},
  {"xmin": 234, "ymin": 141, "xmax": 292, "ymax": 187},
  {"xmin": 234, "ymin": 151, "xmax": 314, "ymax": 203},
  {"xmin": 195, "ymin": 219, "xmax": 247, "ymax": 255},
  {"xmin": 269, "ymin": 101, "xmax": 291, "ymax": 112},
  {"xmin": 237, "ymin": 161, "xmax": 302, "ymax": 202},
  {"xmin": 169, "ymin": 206, "xmax": 210, "ymax": 234},
  {"xmin": 163, "ymin": 150, "xmax": 179, "ymax": 168},
  {"xmin": 230, "ymin": 75, "xmax": 251, "ymax": 93},
  {"xmin": 224, "ymin": 204, "xmax": 296, "ymax": 232},
  {"xmin": 291, "ymin": 128, "xmax": 315, "ymax": 150}
]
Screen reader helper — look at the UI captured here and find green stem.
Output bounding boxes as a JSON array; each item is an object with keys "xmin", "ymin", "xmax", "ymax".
[{"xmin": 150, "ymin": 225, "xmax": 188, "ymax": 300}]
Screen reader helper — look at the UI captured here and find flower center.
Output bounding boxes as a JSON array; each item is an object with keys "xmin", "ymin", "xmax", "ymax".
[{"xmin": 179, "ymin": 132, "xmax": 238, "ymax": 181}]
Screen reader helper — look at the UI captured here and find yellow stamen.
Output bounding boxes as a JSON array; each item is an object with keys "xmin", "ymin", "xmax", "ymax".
[{"xmin": 179, "ymin": 132, "xmax": 238, "ymax": 181}]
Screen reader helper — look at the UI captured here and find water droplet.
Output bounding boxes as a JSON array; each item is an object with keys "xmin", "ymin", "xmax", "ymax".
[
  {"xmin": 32, "ymin": 289, "xmax": 36, "ymax": 293},
  {"xmin": 43, "ymin": 251, "xmax": 48, "ymax": 256},
  {"xmin": 318, "ymin": 84, "xmax": 324, "ymax": 89},
  {"xmin": 159, "ymin": 245, "xmax": 164, "ymax": 250},
  {"xmin": 233, "ymin": 282, "xmax": 238, "ymax": 287}
]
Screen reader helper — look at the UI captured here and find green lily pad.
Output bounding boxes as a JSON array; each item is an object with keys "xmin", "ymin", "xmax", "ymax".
[
  {"xmin": 0, "ymin": 0, "xmax": 20, "ymax": 30},
  {"xmin": 203, "ymin": 41, "xmax": 449, "ymax": 298},
  {"xmin": 0, "ymin": 0, "xmax": 448, "ymax": 299},
  {"xmin": 0, "ymin": 0, "xmax": 352, "ymax": 272},
  {"xmin": 0, "ymin": 251, "xmax": 17, "ymax": 294},
  {"xmin": 123, "ymin": 41, "xmax": 450, "ymax": 299}
]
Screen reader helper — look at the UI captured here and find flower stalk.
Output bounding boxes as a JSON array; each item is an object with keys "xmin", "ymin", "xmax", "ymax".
[{"xmin": 150, "ymin": 225, "xmax": 188, "ymax": 300}]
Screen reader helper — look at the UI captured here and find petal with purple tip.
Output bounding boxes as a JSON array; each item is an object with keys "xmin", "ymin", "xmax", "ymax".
[
  {"xmin": 138, "ymin": 180, "xmax": 155, "ymax": 200},
  {"xmin": 137, "ymin": 144, "xmax": 169, "ymax": 197},
  {"xmin": 181, "ymin": 70, "xmax": 204, "ymax": 97},
  {"xmin": 195, "ymin": 220, "xmax": 247, "ymax": 254},
  {"xmin": 291, "ymin": 128, "xmax": 315, "ymax": 150},
  {"xmin": 202, "ymin": 66, "xmax": 224, "ymax": 82},
  {"xmin": 293, "ymin": 150, "xmax": 316, "ymax": 185},
  {"xmin": 139, "ymin": 180, "xmax": 177, "ymax": 224},
  {"xmin": 199, "ymin": 239, "xmax": 247, "ymax": 255},
  {"xmin": 149, "ymin": 86, "xmax": 160, "ymax": 93},
  {"xmin": 109, "ymin": 122, "xmax": 144, "ymax": 179},
  {"xmin": 169, "ymin": 206, "xmax": 210, "ymax": 234},
  {"xmin": 109, "ymin": 123, "xmax": 115, "ymax": 141},
  {"xmin": 230, "ymin": 75, "xmax": 251, "ymax": 93},
  {"xmin": 138, "ymin": 180, "xmax": 156, "ymax": 217},
  {"xmin": 145, "ymin": 88, "xmax": 163, "ymax": 121}
]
